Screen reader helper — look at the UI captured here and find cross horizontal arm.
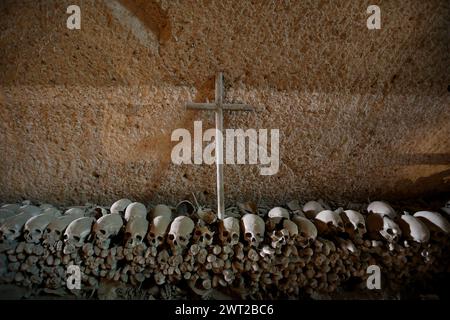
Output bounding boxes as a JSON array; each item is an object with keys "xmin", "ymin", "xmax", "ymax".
[
  {"xmin": 186, "ymin": 103, "xmax": 217, "ymax": 110},
  {"xmin": 186, "ymin": 102, "xmax": 253, "ymax": 111},
  {"xmin": 221, "ymin": 104, "xmax": 254, "ymax": 111}
]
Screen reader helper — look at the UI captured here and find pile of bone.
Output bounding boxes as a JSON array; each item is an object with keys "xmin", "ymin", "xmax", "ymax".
[{"xmin": 0, "ymin": 198, "xmax": 449, "ymax": 299}]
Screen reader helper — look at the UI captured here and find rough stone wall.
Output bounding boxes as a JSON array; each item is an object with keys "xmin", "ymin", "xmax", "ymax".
[{"xmin": 0, "ymin": 0, "xmax": 449, "ymax": 207}]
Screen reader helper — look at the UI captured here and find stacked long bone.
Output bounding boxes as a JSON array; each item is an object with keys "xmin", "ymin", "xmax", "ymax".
[{"xmin": 0, "ymin": 199, "xmax": 449, "ymax": 299}]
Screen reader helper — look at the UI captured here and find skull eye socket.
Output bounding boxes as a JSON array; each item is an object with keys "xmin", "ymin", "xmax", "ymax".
[
  {"xmin": 149, "ymin": 232, "xmax": 155, "ymax": 238},
  {"xmin": 64, "ymin": 234, "xmax": 69, "ymax": 240},
  {"xmin": 168, "ymin": 234, "xmax": 175, "ymax": 240},
  {"xmin": 245, "ymin": 232, "xmax": 252, "ymax": 238},
  {"xmin": 136, "ymin": 235, "xmax": 142, "ymax": 241},
  {"xmin": 125, "ymin": 232, "xmax": 132, "ymax": 239},
  {"xmin": 195, "ymin": 230, "xmax": 202, "ymax": 236},
  {"xmin": 157, "ymin": 236, "xmax": 163, "ymax": 241},
  {"xmin": 222, "ymin": 230, "xmax": 229, "ymax": 237},
  {"xmin": 232, "ymin": 234, "xmax": 239, "ymax": 240},
  {"xmin": 357, "ymin": 223, "xmax": 365, "ymax": 229},
  {"xmin": 100, "ymin": 230, "xmax": 106, "ymax": 235},
  {"xmin": 386, "ymin": 229, "xmax": 394, "ymax": 235},
  {"xmin": 205, "ymin": 234, "xmax": 211, "ymax": 240},
  {"xmin": 73, "ymin": 236, "xmax": 80, "ymax": 242},
  {"xmin": 345, "ymin": 222, "xmax": 353, "ymax": 229},
  {"xmin": 300, "ymin": 231, "xmax": 306, "ymax": 237},
  {"xmin": 9, "ymin": 229, "xmax": 16, "ymax": 234},
  {"xmin": 55, "ymin": 230, "xmax": 61, "ymax": 236}
]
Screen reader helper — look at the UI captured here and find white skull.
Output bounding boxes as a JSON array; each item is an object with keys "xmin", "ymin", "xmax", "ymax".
[
  {"xmin": 379, "ymin": 216, "xmax": 401, "ymax": 242},
  {"xmin": 286, "ymin": 200, "xmax": 305, "ymax": 217},
  {"xmin": 41, "ymin": 207, "xmax": 61, "ymax": 217},
  {"xmin": 1, "ymin": 203, "xmax": 21, "ymax": 212},
  {"xmin": 17, "ymin": 205, "xmax": 41, "ymax": 215},
  {"xmin": 147, "ymin": 215, "xmax": 172, "ymax": 247},
  {"xmin": 414, "ymin": 211, "xmax": 450, "ymax": 234},
  {"xmin": 399, "ymin": 214, "xmax": 429, "ymax": 243},
  {"xmin": 241, "ymin": 214, "xmax": 265, "ymax": 247},
  {"xmin": 64, "ymin": 207, "xmax": 86, "ymax": 216},
  {"xmin": 315, "ymin": 210, "xmax": 345, "ymax": 234},
  {"xmin": 219, "ymin": 217, "xmax": 240, "ymax": 245},
  {"xmin": 193, "ymin": 225, "xmax": 215, "ymax": 247},
  {"xmin": 282, "ymin": 219, "xmax": 298, "ymax": 238},
  {"xmin": 1, "ymin": 208, "xmax": 42, "ymax": 241},
  {"xmin": 93, "ymin": 214, "xmax": 124, "ymax": 249},
  {"xmin": 367, "ymin": 201, "xmax": 397, "ymax": 219},
  {"xmin": 270, "ymin": 220, "xmax": 298, "ymax": 249},
  {"xmin": 302, "ymin": 201, "xmax": 325, "ymax": 218},
  {"xmin": 292, "ymin": 216, "xmax": 317, "ymax": 247},
  {"xmin": 268, "ymin": 207, "xmax": 290, "ymax": 224},
  {"xmin": 64, "ymin": 217, "xmax": 95, "ymax": 247},
  {"xmin": 124, "ymin": 217, "xmax": 149, "ymax": 248},
  {"xmin": 0, "ymin": 208, "xmax": 18, "ymax": 225},
  {"xmin": 43, "ymin": 211, "xmax": 85, "ymax": 246},
  {"xmin": 167, "ymin": 216, "xmax": 195, "ymax": 253},
  {"xmin": 24, "ymin": 211, "xmax": 61, "ymax": 243},
  {"xmin": 124, "ymin": 202, "xmax": 147, "ymax": 222},
  {"xmin": 342, "ymin": 210, "xmax": 366, "ymax": 237},
  {"xmin": 152, "ymin": 204, "xmax": 172, "ymax": 219},
  {"xmin": 110, "ymin": 198, "xmax": 132, "ymax": 215}
]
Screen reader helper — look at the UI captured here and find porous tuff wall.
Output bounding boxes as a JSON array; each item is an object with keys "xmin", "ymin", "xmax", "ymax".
[{"xmin": 0, "ymin": 0, "xmax": 449, "ymax": 207}]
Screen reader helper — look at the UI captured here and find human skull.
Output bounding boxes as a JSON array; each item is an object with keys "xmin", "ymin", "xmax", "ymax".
[
  {"xmin": 1, "ymin": 203, "xmax": 21, "ymax": 212},
  {"xmin": 241, "ymin": 214, "xmax": 265, "ymax": 247},
  {"xmin": 17, "ymin": 205, "xmax": 41, "ymax": 215},
  {"xmin": 110, "ymin": 198, "xmax": 132, "ymax": 215},
  {"xmin": 1, "ymin": 209, "xmax": 42, "ymax": 241},
  {"xmin": 64, "ymin": 217, "xmax": 95, "ymax": 248},
  {"xmin": 124, "ymin": 202, "xmax": 147, "ymax": 222},
  {"xmin": 93, "ymin": 214, "xmax": 124, "ymax": 249},
  {"xmin": 414, "ymin": 211, "xmax": 450, "ymax": 235},
  {"xmin": 193, "ymin": 224, "xmax": 215, "ymax": 247},
  {"xmin": 286, "ymin": 200, "xmax": 305, "ymax": 217},
  {"xmin": 24, "ymin": 211, "xmax": 61, "ymax": 243},
  {"xmin": 218, "ymin": 217, "xmax": 240, "ymax": 245},
  {"xmin": 292, "ymin": 216, "xmax": 317, "ymax": 247},
  {"xmin": 367, "ymin": 201, "xmax": 397, "ymax": 219},
  {"xmin": 302, "ymin": 201, "xmax": 325, "ymax": 218},
  {"xmin": 124, "ymin": 217, "xmax": 149, "ymax": 248},
  {"xmin": 41, "ymin": 207, "xmax": 62, "ymax": 216},
  {"xmin": 268, "ymin": 207, "xmax": 289, "ymax": 224},
  {"xmin": 379, "ymin": 216, "xmax": 401, "ymax": 243},
  {"xmin": 64, "ymin": 207, "xmax": 86, "ymax": 216},
  {"xmin": 314, "ymin": 210, "xmax": 345, "ymax": 235},
  {"xmin": 342, "ymin": 210, "xmax": 366, "ymax": 238},
  {"xmin": 167, "ymin": 216, "xmax": 195, "ymax": 253},
  {"xmin": 0, "ymin": 208, "xmax": 18, "ymax": 225},
  {"xmin": 270, "ymin": 220, "xmax": 298, "ymax": 249},
  {"xmin": 152, "ymin": 204, "xmax": 172, "ymax": 219},
  {"xmin": 398, "ymin": 214, "xmax": 430, "ymax": 243},
  {"xmin": 147, "ymin": 215, "xmax": 172, "ymax": 247},
  {"xmin": 43, "ymin": 211, "xmax": 85, "ymax": 246}
]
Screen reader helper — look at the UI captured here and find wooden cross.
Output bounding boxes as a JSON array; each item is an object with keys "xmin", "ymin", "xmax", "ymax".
[{"xmin": 186, "ymin": 72, "xmax": 254, "ymax": 220}]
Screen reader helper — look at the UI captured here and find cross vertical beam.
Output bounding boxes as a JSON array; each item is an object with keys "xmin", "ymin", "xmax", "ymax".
[
  {"xmin": 186, "ymin": 72, "xmax": 254, "ymax": 220},
  {"xmin": 215, "ymin": 73, "xmax": 225, "ymax": 220}
]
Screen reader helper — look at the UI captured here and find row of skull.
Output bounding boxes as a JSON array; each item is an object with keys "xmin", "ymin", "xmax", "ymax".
[{"xmin": 0, "ymin": 199, "xmax": 449, "ymax": 253}]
